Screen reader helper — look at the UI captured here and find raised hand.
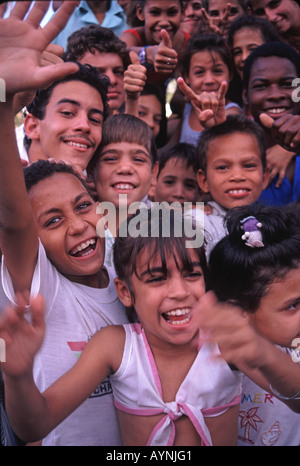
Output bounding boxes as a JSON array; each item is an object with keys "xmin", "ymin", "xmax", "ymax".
[
  {"xmin": 0, "ymin": 293, "xmax": 45, "ymax": 378},
  {"xmin": 153, "ymin": 29, "xmax": 178, "ymax": 74},
  {"xmin": 177, "ymin": 77, "xmax": 227, "ymax": 128},
  {"xmin": 260, "ymin": 113, "xmax": 300, "ymax": 153},
  {"xmin": 201, "ymin": 4, "xmax": 231, "ymax": 36},
  {"xmin": 124, "ymin": 51, "xmax": 147, "ymax": 101},
  {"xmin": 0, "ymin": 1, "xmax": 79, "ymax": 97}
]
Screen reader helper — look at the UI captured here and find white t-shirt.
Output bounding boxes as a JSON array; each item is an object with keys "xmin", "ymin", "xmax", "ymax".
[
  {"xmin": 1, "ymin": 242, "xmax": 129, "ymax": 446},
  {"xmin": 239, "ymin": 352, "xmax": 300, "ymax": 446}
]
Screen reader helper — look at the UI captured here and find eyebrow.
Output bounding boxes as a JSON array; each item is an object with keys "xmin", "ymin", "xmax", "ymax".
[
  {"xmin": 100, "ymin": 148, "xmax": 151, "ymax": 159},
  {"xmin": 56, "ymin": 98, "xmax": 104, "ymax": 116},
  {"xmin": 140, "ymin": 261, "xmax": 202, "ymax": 277},
  {"xmin": 38, "ymin": 192, "xmax": 89, "ymax": 221}
]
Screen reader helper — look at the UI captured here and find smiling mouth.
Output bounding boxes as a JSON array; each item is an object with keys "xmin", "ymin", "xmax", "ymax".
[
  {"xmin": 162, "ymin": 308, "xmax": 191, "ymax": 326},
  {"xmin": 63, "ymin": 139, "xmax": 92, "ymax": 150},
  {"xmin": 69, "ymin": 238, "xmax": 97, "ymax": 257},
  {"xmin": 265, "ymin": 107, "xmax": 289, "ymax": 116},
  {"xmin": 226, "ymin": 189, "xmax": 250, "ymax": 197},
  {"xmin": 113, "ymin": 183, "xmax": 135, "ymax": 190}
]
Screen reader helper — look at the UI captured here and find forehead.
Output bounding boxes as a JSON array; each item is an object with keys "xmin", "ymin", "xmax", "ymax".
[
  {"xmin": 207, "ymin": 132, "xmax": 261, "ymax": 159},
  {"xmin": 209, "ymin": 0, "xmax": 242, "ymax": 9},
  {"xmin": 190, "ymin": 50, "xmax": 226, "ymax": 65},
  {"xmin": 100, "ymin": 141, "xmax": 151, "ymax": 157},
  {"xmin": 233, "ymin": 27, "xmax": 264, "ymax": 44},
  {"xmin": 47, "ymin": 80, "xmax": 103, "ymax": 108},
  {"xmin": 250, "ymin": 55, "xmax": 297, "ymax": 79},
  {"xmin": 161, "ymin": 158, "xmax": 196, "ymax": 176},
  {"xmin": 79, "ymin": 50, "xmax": 124, "ymax": 70},
  {"xmin": 145, "ymin": 0, "xmax": 181, "ymax": 9},
  {"xmin": 28, "ymin": 173, "xmax": 88, "ymax": 212},
  {"xmin": 138, "ymin": 94, "xmax": 162, "ymax": 112}
]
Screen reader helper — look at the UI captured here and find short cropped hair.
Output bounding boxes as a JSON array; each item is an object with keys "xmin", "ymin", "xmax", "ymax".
[
  {"xmin": 157, "ymin": 142, "xmax": 198, "ymax": 177},
  {"xmin": 89, "ymin": 114, "xmax": 157, "ymax": 171},
  {"xmin": 23, "ymin": 160, "xmax": 89, "ymax": 193},
  {"xmin": 26, "ymin": 63, "xmax": 110, "ymax": 121},
  {"xmin": 243, "ymin": 41, "xmax": 300, "ymax": 92},
  {"xmin": 196, "ymin": 114, "xmax": 267, "ymax": 174}
]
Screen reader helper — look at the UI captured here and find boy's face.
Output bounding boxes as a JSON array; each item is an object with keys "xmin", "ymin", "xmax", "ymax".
[
  {"xmin": 208, "ymin": 0, "xmax": 244, "ymax": 34},
  {"xmin": 154, "ymin": 158, "xmax": 198, "ymax": 205},
  {"xmin": 95, "ymin": 141, "xmax": 157, "ymax": 208},
  {"xmin": 25, "ymin": 80, "xmax": 104, "ymax": 173},
  {"xmin": 249, "ymin": 266, "xmax": 300, "ymax": 348},
  {"xmin": 251, "ymin": 0, "xmax": 300, "ymax": 35},
  {"xmin": 245, "ymin": 56, "xmax": 300, "ymax": 123},
  {"xmin": 28, "ymin": 173, "xmax": 106, "ymax": 287},
  {"xmin": 137, "ymin": 0, "xmax": 182, "ymax": 44},
  {"xmin": 197, "ymin": 132, "xmax": 269, "ymax": 210},
  {"xmin": 78, "ymin": 50, "xmax": 125, "ymax": 112},
  {"xmin": 181, "ymin": 1, "xmax": 204, "ymax": 36},
  {"xmin": 115, "ymin": 247, "xmax": 206, "ymax": 348}
]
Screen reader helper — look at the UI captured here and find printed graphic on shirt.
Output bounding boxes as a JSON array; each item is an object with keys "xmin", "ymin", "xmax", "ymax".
[
  {"xmin": 260, "ymin": 421, "xmax": 281, "ymax": 446},
  {"xmin": 67, "ymin": 340, "xmax": 113, "ymax": 399}
]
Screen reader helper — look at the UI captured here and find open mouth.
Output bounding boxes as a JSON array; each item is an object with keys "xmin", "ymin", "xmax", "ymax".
[
  {"xmin": 69, "ymin": 238, "xmax": 97, "ymax": 258},
  {"xmin": 162, "ymin": 308, "xmax": 191, "ymax": 326},
  {"xmin": 63, "ymin": 138, "xmax": 93, "ymax": 151}
]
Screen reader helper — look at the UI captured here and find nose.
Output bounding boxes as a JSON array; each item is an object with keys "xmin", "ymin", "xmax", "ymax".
[
  {"xmin": 73, "ymin": 111, "xmax": 91, "ymax": 133},
  {"xmin": 167, "ymin": 275, "xmax": 189, "ymax": 300},
  {"xmin": 185, "ymin": 4, "xmax": 195, "ymax": 16},
  {"xmin": 172, "ymin": 182, "xmax": 185, "ymax": 200},
  {"xmin": 116, "ymin": 159, "xmax": 134, "ymax": 175},
  {"xmin": 229, "ymin": 166, "xmax": 246, "ymax": 181},
  {"xmin": 68, "ymin": 217, "xmax": 88, "ymax": 236},
  {"xmin": 202, "ymin": 71, "xmax": 216, "ymax": 87},
  {"xmin": 105, "ymin": 70, "xmax": 117, "ymax": 87}
]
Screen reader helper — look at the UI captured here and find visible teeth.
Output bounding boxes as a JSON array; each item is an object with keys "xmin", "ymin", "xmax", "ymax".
[
  {"xmin": 165, "ymin": 308, "xmax": 190, "ymax": 317},
  {"xmin": 228, "ymin": 189, "xmax": 247, "ymax": 194},
  {"xmin": 267, "ymin": 108, "xmax": 286, "ymax": 114},
  {"xmin": 70, "ymin": 238, "xmax": 96, "ymax": 255},
  {"xmin": 66, "ymin": 141, "xmax": 88, "ymax": 149},
  {"xmin": 114, "ymin": 184, "xmax": 134, "ymax": 190},
  {"xmin": 169, "ymin": 317, "xmax": 190, "ymax": 325}
]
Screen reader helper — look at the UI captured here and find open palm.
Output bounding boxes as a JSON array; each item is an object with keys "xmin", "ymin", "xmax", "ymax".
[{"xmin": 0, "ymin": 1, "xmax": 79, "ymax": 96}]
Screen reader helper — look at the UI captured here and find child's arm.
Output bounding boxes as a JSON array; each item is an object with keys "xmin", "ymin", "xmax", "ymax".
[
  {"xmin": 260, "ymin": 113, "xmax": 300, "ymax": 154},
  {"xmin": 177, "ymin": 77, "xmax": 227, "ymax": 128},
  {"xmin": 0, "ymin": 293, "xmax": 123, "ymax": 442},
  {"xmin": 124, "ymin": 51, "xmax": 147, "ymax": 117},
  {"xmin": 0, "ymin": 2, "xmax": 78, "ymax": 294},
  {"xmin": 198, "ymin": 292, "xmax": 300, "ymax": 413}
]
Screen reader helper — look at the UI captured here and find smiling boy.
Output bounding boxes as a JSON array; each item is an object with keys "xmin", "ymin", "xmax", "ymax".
[{"xmin": 243, "ymin": 41, "xmax": 300, "ymax": 205}]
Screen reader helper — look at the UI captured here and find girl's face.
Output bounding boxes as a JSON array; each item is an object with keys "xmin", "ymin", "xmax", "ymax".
[
  {"xmin": 185, "ymin": 50, "xmax": 230, "ymax": 94},
  {"xmin": 249, "ymin": 266, "xmax": 300, "ymax": 348},
  {"xmin": 137, "ymin": 0, "xmax": 182, "ymax": 44},
  {"xmin": 137, "ymin": 94, "xmax": 163, "ymax": 139},
  {"xmin": 117, "ymin": 247, "xmax": 206, "ymax": 348},
  {"xmin": 232, "ymin": 27, "xmax": 265, "ymax": 79}
]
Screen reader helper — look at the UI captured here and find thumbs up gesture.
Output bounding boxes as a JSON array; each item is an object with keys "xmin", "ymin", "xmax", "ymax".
[
  {"xmin": 124, "ymin": 51, "xmax": 147, "ymax": 100},
  {"xmin": 151, "ymin": 29, "xmax": 178, "ymax": 74}
]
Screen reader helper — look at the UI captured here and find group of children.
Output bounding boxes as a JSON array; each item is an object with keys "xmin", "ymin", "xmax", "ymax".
[{"xmin": 0, "ymin": 0, "xmax": 300, "ymax": 447}]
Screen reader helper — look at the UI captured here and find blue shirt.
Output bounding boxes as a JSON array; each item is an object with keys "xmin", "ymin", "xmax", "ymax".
[
  {"xmin": 259, "ymin": 154, "xmax": 300, "ymax": 206},
  {"xmin": 52, "ymin": 1, "xmax": 128, "ymax": 50}
]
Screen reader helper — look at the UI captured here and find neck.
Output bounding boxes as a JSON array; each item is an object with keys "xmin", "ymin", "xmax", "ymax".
[{"xmin": 87, "ymin": 0, "xmax": 110, "ymax": 14}]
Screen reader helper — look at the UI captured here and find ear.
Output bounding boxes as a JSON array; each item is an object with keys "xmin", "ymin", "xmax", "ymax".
[
  {"xmin": 242, "ymin": 89, "xmax": 250, "ymax": 116},
  {"xmin": 148, "ymin": 161, "xmax": 159, "ymax": 198},
  {"xmin": 136, "ymin": 6, "xmax": 145, "ymax": 22},
  {"xmin": 23, "ymin": 113, "xmax": 41, "ymax": 141},
  {"xmin": 114, "ymin": 278, "xmax": 134, "ymax": 308},
  {"xmin": 197, "ymin": 169, "xmax": 210, "ymax": 194}
]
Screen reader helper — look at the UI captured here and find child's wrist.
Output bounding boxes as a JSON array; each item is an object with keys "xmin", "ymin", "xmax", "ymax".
[{"xmin": 138, "ymin": 46, "xmax": 155, "ymax": 70}]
